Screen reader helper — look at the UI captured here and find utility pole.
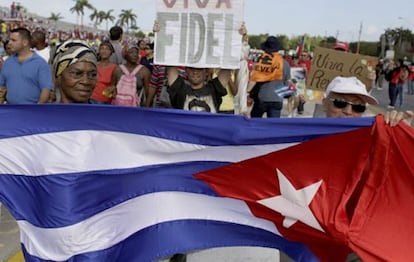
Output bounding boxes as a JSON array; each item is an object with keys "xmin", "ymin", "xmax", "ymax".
[
  {"xmin": 356, "ymin": 21, "xmax": 363, "ymax": 54},
  {"xmin": 380, "ymin": 34, "xmax": 386, "ymax": 58}
]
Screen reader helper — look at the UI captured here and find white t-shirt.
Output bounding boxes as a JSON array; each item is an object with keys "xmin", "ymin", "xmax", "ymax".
[{"xmin": 34, "ymin": 47, "xmax": 50, "ymax": 63}]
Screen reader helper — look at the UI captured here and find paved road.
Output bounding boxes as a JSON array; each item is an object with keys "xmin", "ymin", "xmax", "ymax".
[
  {"xmin": 1, "ymin": 81, "xmax": 413, "ymax": 262},
  {"xmin": 370, "ymin": 81, "xmax": 414, "ymax": 114},
  {"xmin": 0, "ymin": 205, "xmax": 20, "ymax": 262}
]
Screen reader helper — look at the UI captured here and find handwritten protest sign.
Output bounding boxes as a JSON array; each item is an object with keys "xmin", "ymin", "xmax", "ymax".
[
  {"xmin": 307, "ymin": 47, "xmax": 378, "ymax": 92},
  {"xmin": 154, "ymin": 0, "xmax": 244, "ymax": 69}
]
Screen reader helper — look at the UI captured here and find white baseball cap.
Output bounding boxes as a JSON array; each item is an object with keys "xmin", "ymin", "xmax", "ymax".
[{"xmin": 325, "ymin": 76, "xmax": 378, "ymax": 105}]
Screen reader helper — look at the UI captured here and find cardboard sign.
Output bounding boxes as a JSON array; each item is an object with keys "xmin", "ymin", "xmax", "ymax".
[
  {"xmin": 154, "ymin": 0, "xmax": 244, "ymax": 69},
  {"xmin": 307, "ymin": 47, "xmax": 378, "ymax": 92},
  {"xmin": 291, "ymin": 67, "xmax": 324, "ymax": 103}
]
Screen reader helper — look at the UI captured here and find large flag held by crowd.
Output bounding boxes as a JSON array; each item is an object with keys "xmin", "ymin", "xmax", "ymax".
[{"xmin": 0, "ymin": 105, "xmax": 413, "ymax": 262}]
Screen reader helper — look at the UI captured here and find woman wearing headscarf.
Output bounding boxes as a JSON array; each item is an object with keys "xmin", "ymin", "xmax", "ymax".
[{"xmin": 52, "ymin": 40, "xmax": 98, "ymax": 103}]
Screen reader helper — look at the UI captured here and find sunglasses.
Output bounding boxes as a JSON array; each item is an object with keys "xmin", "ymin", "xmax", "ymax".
[{"xmin": 328, "ymin": 98, "xmax": 366, "ymax": 113}]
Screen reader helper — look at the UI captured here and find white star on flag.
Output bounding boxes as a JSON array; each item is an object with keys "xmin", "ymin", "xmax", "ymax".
[{"xmin": 257, "ymin": 169, "xmax": 324, "ymax": 232}]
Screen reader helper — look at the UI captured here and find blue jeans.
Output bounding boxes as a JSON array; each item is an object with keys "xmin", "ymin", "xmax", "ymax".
[
  {"xmin": 396, "ymin": 83, "xmax": 403, "ymax": 107},
  {"xmin": 388, "ymin": 83, "xmax": 398, "ymax": 106},
  {"xmin": 408, "ymin": 80, "xmax": 414, "ymax": 95},
  {"xmin": 251, "ymin": 99, "xmax": 283, "ymax": 118}
]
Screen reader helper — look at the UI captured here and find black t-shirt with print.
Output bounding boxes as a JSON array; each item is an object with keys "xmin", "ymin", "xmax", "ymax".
[{"xmin": 168, "ymin": 76, "xmax": 227, "ymax": 113}]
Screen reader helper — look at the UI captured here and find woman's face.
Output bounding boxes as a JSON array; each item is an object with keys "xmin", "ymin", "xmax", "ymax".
[
  {"xmin": 99, "ymin": 44, "xmax": 113, "ymax": 60},
  {"xmin": 138, "ymin": 40, "xmax": 146, "ymax": 50},
  {"xmin": 58, "ymin": 62, "xmax": 97, "ymax": 103},
  {"xmin": 125, "ymin": 47, "xmax": 139, "ymax": 64}
]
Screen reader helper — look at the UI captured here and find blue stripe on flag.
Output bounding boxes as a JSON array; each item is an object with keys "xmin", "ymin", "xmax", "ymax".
[
  {"xmin": 22, "ymin": 220, "xmax": 320, "ymax": 262},
  {"xmin": 0, "ymin": 162, "xmax": 225, "ymax": 227},
  {"xmin": 0, "ymin": 104, "xmax": 373, "ymax": 145}
]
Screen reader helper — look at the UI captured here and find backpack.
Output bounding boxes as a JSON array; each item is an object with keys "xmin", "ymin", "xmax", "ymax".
[
  {"xmin": 112, "ymin": 64, "xmax": 143, "ymax": 106},
  {"xmin": 384, "ymin": 70, "xmax": 393, "ymax": 82}
]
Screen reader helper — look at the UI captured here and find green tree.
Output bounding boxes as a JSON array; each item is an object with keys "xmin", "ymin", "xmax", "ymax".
[
  {"xmin": 275, "ymin": 34, "xmax": 289, "ymax": 51},
  {"xmin": 102, "ymin": 9, "xmax": 115, "ymax": 31},
  {"xmin": 384, "ymin": 27, "xmax": 413, "ymax": 59},
  {"xmin": 89, "ymin": 9, "xmax": 101, "ymax": 28},
  {"xmin": 70, "ymin": 1, "xmax": 82, "ymax": 26},
  {"xmin": 297, "ymin": 35, "xmax": 325, "ymax": 53},
  {"xmin": 130, "ymin": 29, "xmax": 146, "ymax": 39},
  {"xmin": 117, "ymin": 9, "xmax": 137, "ymax": 34},
  {"xmin": 248, "ymin": 34, "xmax": 268, "ymax": 50},
  {"xmin": 70, "ymin": 0, "xmax": 95, "ymax": 28},
  {"xmin": 246, "ymin": 33, "xmax": 385, "ymax": 57},
  {"xmin": 48, "ymin": 12, "xmax": 63, "ymax": 28}
]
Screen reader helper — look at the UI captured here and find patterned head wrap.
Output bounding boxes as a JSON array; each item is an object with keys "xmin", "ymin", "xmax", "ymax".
[{"xmin": 52, "ymin": 40, "xmax": 98, "ymax": 77}]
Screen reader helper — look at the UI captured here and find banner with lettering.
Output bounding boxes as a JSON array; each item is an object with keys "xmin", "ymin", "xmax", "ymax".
[
  {"xmin": 307, "ymin": 47, "xmax": 378, "ymax": 92},
  {"xmin": 154, "ymin": 0, "xmax": 244, "ymax": 69}
]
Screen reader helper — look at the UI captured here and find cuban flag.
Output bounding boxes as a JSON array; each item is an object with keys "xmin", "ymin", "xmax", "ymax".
[
  {"xmin": 295, "ymin": 35, "xmax": 305, "ymax": 58},
  {"xmin": 0, "ymin": 105, "xmax": 413, "ymax": 262}
]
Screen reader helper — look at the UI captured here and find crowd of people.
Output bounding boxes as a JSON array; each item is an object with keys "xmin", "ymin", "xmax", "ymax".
[
  {"xmin": 0, "ymin": 0, "xmax": 413, "ymax": 115},
  {"xmin": 0, "ymin": 12, "xmax": 414, "ymax": 262},
  {"xmin": 0, "ymin": 22, "xmax": 413, "ymax": 121},
  {"xmin": 375, "ymin": 57, "xmax": 414, "ymax": 109}
]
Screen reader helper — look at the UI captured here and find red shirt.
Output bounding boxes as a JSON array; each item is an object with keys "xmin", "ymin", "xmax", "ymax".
[
  {"xmin": 409, "ymin": 66, "xmax": 414, "ymax": 81},
  {"xmin": 91, "ymin": 64, "xmax": 117, "ymax": 102},
  {"xmin": 283, "ymin": 55, "xmax": 293, "ymax": 66}
]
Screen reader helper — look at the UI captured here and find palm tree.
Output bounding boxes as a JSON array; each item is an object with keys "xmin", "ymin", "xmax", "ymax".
[
  {"xmin": 97, "ymin": 11, "xmax": 107, "ymax": 29},
  {"xmin": 70, "ymin": 0, "xmax": 95, "ymax": 28},
  {"xmin": 102, "ymin": 9, "xmax": 115, "ymax": 31},
  {"xmin": 89, "ymin": 9, "xmax": 100, "ymax": 28},
  {"xmin": 48, "ymin": 12, "xmax": 64, "ymax": 29},
  {"xmin": 70, "ymin": 1, "xmax": 82, "ymax": 26},
  {"xmin": 117, "ymin": 9, "xmax": 137, "ymax": 34}
]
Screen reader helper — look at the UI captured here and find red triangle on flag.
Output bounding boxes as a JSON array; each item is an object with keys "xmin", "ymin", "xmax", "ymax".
[
  {"xmin": 197, "ymin": 116, "xmax": 414, "ymax": 261},
  {"xmin": 196, "ymin": 123, "xmax": 376, "ymax": 261}
]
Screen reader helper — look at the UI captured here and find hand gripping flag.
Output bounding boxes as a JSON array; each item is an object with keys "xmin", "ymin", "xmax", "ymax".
[{"xmin": 0, "ymin": 105, "xmax": 412, "ymax": 261}]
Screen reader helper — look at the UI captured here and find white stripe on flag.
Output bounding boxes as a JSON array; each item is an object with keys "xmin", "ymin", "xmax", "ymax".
[
  {"xmin": 19, "ymin": 191, "xmax": 279, "ymax": 260},
  {"xmin": 0, "ymin": 131, "xmax": 296, "ymax": 176}
]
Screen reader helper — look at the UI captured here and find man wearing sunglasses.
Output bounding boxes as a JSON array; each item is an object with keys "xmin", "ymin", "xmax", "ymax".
[
  {"xmin": 322, "ymin": 76, "xmax": 376, "ymax": 117},
  {"xmin": 322, "ymin": 76, "xmax": 413, "ymax": 126}
]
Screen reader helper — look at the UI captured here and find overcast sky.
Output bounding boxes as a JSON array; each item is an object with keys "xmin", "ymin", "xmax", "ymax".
[{"xmin": 2, "ymin": 0, "xmax": 414, "ymax": 42}]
